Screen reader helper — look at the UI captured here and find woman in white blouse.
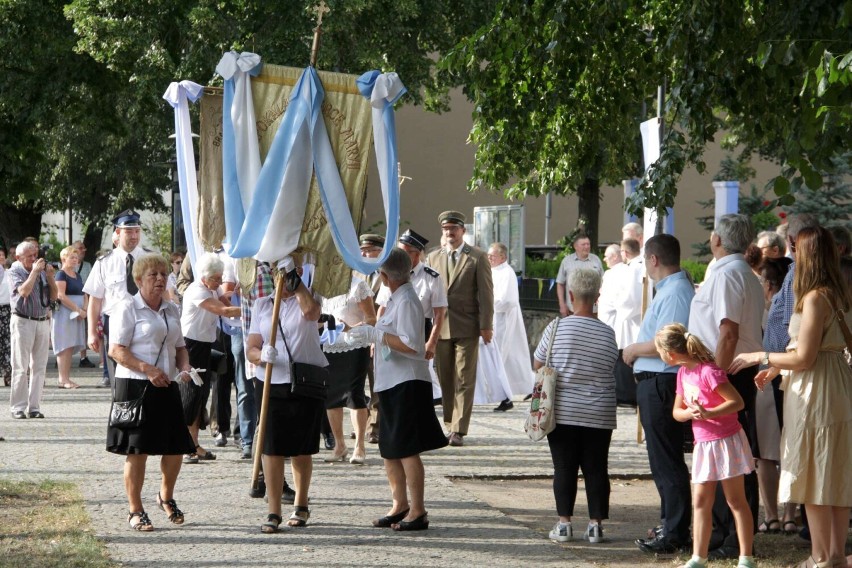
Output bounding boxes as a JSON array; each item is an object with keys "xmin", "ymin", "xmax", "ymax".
[
  {"xmin": 179, "ymin": 253, "xmax": 240, "ymax": 463},
  {"xmin": 107, "ymin": 254, "xmax": 195, "ymax": 531},
  {"xmin": 349, "ymin": 249, "xmax": 448, "ymax": 532},
  {"xmin": 319, "ymin": 274, "xmax": 376, "ymax": 464},
  {"xmin": 246, "ymin": 261, "xmax": 328, "ymax": 533}
]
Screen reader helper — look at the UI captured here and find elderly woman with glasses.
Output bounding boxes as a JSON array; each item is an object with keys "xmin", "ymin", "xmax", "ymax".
[
  {"xmin": 107, "ymin": 253, "xmax": 195, "ymax": 531},
  {"xmin": 179, "ymin": 252, "xmax": 240, "ymax": 463},
  {"xmin": 349, "ymin": 248, "xmax": 448, "ymax": 532}
]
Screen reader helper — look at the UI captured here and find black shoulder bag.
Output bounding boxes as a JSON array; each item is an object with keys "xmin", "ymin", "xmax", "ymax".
[
  {"xmin": 277, "ymin": 319, "xmax": 329, "ymax": 400},
  {"xmin": 109, "ymin": 312, "xmax": 169, "ymax": 429}
]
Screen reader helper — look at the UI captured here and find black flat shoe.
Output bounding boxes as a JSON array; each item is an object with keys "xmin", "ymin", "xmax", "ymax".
[
  {"xmin": 372, "ymin": 508, "xmax": 410, "ymax": 528},
  {"xmin": 493, "ymin": 399, "xmax": 514, "ymax": 412},
  {"xmin": 392, "ymin": 512, "xmax": 429, "ymax": 531}
]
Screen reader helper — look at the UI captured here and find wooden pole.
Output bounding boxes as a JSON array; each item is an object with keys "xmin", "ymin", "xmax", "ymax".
[{"xmin": 250, "ymin": 271, "xmax": 286, "ymax": 491}]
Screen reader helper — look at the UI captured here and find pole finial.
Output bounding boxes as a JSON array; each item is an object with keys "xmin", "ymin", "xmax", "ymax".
[{"xmin": 309, "ymin": 1, "xmax": 330, "ymax": 66}]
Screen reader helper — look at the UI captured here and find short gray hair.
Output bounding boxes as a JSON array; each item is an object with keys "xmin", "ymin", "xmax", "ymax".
[
  {"xmin": 622, "ymin": 222, "xmax": 643, "ymax": 239},
  {"xmin": 489, "ymin": 242, "xmax": 508, "ymax": 257},
  {"xmin": 196, "ymin": 252, "xmax": 224, "ymax": 280},
  {"xmin": 605, "ymin": 244, "xmax": 621, "ymax": 257},
  {"xmin": 15, "ymin": 241, "xmax": 36, "ymax": 256},
  {"xmin": 787, "ymin": 213, "xmax": 819, "ymax": 241},
  {"xmin": 381, "ymin": 248, "xmax": 411, "ymax": 283},
  {"xmin": 568, "ymin": 268, "xmax": 601, "ymax": 304},
  {"xmin": 715, "ymin": 214, "xmax": 755, "ymax": 254},
  {"xmin": 757, "ymin": 230, "xmax": 784, "ymax": 250}
]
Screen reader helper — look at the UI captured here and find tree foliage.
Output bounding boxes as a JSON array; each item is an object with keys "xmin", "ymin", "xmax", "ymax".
[
  {"xmin": 0, "ymin": 0, "xmax": 499, "ymax": 252},
  {"xmin": 438, "ymin": 0, "xmax": 852, "ymax": 217}
]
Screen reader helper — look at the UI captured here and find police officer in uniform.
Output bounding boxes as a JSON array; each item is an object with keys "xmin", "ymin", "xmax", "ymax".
[
  {"xmin": 426, "ymin": 211, "xmax": 494, "ymax": 447},
  {"xmin": 84, "ymin": 210, "xmax": 148, "ymax": 387}
]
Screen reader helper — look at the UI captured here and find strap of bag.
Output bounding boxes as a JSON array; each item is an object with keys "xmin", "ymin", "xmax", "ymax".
[
  {"xmin": 277, "ymin": 318, "xmax": 296, "ymax": 366},
  {"xmin": 111, "ymin": 311, "xmax": 168, "ymax": 402},
  {"xmin": 544, "ymin": 317, "xmax": 560, "ymax": 367},
  {"xmin": 821, "ymin": 290, "xmax": 852, "ymax": 352}
]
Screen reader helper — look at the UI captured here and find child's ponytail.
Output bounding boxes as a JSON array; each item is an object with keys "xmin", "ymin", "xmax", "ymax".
[{"xmin": 655, "ymin": 323, "xmax": 715, "ymax": 364}]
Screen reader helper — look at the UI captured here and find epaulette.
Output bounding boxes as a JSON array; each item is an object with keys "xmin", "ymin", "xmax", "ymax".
[
  {"xmin": 141, "ymin": 247, "xmax": 153, "ymax": 253},
  {"xmin": 423, "ymin": 266, "xmax": 439, "ymax": 278},
  {"xmin": 97, "ymin": 250, "xmax": 114, "ymax": 261}
]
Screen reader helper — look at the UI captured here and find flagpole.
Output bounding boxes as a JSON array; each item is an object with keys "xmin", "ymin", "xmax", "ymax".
[
  {"xmin": 250, "ymin": 0, "xmax": 330, "ymax": 494},
  {"xmin": 250, "ymin": 270, "xmax": 286, "ymax": 492}
]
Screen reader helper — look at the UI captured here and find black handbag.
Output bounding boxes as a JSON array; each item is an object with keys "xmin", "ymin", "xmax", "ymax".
[
  {"xmin": 108, "ymin": 313, "xmax": 168, "ymax": 429},
  {"xmin": 278, "ymin": 320, "xmax": 328, "ymax": 400}
]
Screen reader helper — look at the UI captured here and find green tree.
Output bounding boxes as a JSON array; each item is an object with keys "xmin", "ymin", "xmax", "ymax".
[
  {"xmin": 782, "ymin": 152, "xmax": 852, "ymax": 229},
  {"xmin": 2, "ymin": 0, "xmax": 499, "ymax": 257},
  {"xmin": 438, "ymin": 0, "xmax": 851, "ymax": 244}
]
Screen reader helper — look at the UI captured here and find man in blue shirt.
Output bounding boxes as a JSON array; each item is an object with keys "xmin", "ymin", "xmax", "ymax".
[{"xmin": 623, "ymin": 234, "xmax": 694, "ymax": 553}]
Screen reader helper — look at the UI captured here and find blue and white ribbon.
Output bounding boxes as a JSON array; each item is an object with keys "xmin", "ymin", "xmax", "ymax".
[
  {"xmin": 163, "ymin": 80, "xmax": 205, "ymax": 268},
  {"xmin": 215, "ymin": 51, "xmax": 404, "ymax": 271}
]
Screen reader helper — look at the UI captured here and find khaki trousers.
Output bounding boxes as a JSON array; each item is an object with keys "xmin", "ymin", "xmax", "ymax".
[
  {"xmin": 9, "ymin": 315, "xmax": 50, "ymax": 413},
  {"xmin": 435, "ymin": 336, "xmax": 479, "ymax": 436}
]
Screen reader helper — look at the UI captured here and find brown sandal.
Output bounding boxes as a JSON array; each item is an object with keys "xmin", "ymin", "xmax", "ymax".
[{"xmin": 128, "ymin": 511, "xmax": 153, "ymax": 532}]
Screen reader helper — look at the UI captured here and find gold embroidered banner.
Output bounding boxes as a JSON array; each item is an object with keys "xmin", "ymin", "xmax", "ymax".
[{"xmin": 198, "ymin": 64, "xmax": 372, "ymax": 298}]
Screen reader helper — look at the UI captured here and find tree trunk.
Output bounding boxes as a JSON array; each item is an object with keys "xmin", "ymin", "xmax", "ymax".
[
  {"xmin": 577, "ymin": 177, "xmax": 601, "ymax": 252},
  {"xmin": 83, "ymin": 221, "xmax": 109, "ymax": 264},
  {"xmin": 0, "ymin": 201, "xmax": 43, "ymax": 252}
]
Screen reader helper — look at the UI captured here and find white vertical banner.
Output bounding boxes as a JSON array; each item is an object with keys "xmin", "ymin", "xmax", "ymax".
[
  {"xmin": 712, "ymin": 181, "xmax": 740, "ymax": 228},
  {"xmin": 622, "ymin": 178, "xmax": 640, "ymax": 225},
  {"xmin": 639, "ymin": 117, "xmax": 674, "ymax": 237}
]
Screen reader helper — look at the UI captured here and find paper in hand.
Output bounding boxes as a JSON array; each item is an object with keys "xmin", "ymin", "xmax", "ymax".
[{"xmin": 189, "ymin": 368, "xmax": 206, "ymax": 386}]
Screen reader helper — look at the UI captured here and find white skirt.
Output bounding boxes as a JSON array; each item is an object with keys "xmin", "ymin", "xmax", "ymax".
[{"xmin": 692, "ymin": 428, "xmax": 755, "ymax": 483}]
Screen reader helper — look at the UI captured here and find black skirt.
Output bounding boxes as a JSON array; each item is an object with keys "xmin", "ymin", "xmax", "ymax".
[
  {"xmin": 106, "ymin": 378, "xmax": 196, "ymax": 456},
  {"xmin": 179, "ymin": 338, "xmax": 213, "ymax": 428},
  {"xmin": 324, "ymin": 348, "xmax": 370, "ymax": 410},
  {"xmin": 379, "ymin": 379, "xmax": 448, "ymax": 460},
  {"xmin": 253, "ymin": 379, "xmax": 323, "ymax": 457}
]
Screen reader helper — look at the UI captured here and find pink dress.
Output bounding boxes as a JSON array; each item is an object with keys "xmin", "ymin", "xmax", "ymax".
[{"xmin": 677, "ymin": 362, "xmax": 755, "ymax": 482}]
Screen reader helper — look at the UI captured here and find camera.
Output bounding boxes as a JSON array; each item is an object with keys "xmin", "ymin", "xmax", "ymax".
[{"xmin": 37, "ymin": 244, "xmax": 52, "ymax": 259}]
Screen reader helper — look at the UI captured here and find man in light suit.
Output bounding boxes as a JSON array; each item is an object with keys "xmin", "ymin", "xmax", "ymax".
[{"xmin": 427, "ymin": 211, "xmax": 494, "ymax": 447}]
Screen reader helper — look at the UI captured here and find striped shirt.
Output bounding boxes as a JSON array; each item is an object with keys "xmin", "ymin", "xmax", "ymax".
[{"xmin": 534, "ymin": 316, "xmax": 619, "ymax": 429}]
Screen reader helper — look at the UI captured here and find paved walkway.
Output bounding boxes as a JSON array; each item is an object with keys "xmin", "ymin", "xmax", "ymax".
[{"xmin": 1, "ymin": 355, "xmax": 653, "ymax": 567}]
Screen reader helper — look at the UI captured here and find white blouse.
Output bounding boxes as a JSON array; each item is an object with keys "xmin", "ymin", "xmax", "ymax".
[
  {"xmin": 180, "ymin": 280, "xmax": 221, "ymax": 342},
  {"xmin": 319, "ymin": 276, "xmax": 374, "ymax": 353},
  {"xmin": 373, "ymin": 283, "xmax": 429, "ymax": 392},
  {"xmin": 110, "ymin": 295, "xmax": 185, "ymax": 381},
  {"xmin": 249, "ymin": 295, "xmax": 327, "ymax": 384}
]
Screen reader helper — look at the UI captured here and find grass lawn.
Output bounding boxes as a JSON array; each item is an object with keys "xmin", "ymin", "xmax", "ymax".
[{"xmin": 0, "ymin": 479, "xmax": 116, "ymax": 568}]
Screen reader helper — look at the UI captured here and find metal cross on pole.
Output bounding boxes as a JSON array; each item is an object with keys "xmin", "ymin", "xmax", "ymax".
[{"xmin": 309, "ymin": 1, "xmax": 330, "ymax": 67}]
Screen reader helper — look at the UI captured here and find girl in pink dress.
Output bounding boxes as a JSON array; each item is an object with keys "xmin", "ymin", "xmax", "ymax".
[{"xmin": 655, "ymin": 323, "xmax": 756, "ymax": 568}]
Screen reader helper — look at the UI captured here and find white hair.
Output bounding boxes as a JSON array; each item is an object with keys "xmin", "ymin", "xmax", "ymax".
[
  {"xmin": 16, "ymin": 241, "xmax": 36, "ymax": 256},
  {"xmin": 196, "ymin": 252, "xmax": 224, "ymax": 280},
  {"xmin": 568, "ymin": 268, "xmax": 602, "ymax": 303}
]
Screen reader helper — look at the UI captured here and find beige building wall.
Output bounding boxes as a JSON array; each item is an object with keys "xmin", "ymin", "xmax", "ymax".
[{"xmin": 364, "ymin": 90, "xmax": 783, "ymax": 262}]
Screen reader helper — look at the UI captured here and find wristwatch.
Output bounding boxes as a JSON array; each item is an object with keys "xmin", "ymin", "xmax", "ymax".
[{"xmin": 761, "ymin": 352, "xmax": 770, "ymax": 366}]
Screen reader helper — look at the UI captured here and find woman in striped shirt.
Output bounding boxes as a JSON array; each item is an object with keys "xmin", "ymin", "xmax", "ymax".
[{"xmin": 534, "ymin": 268, "xmax": 619, "ymax": 545}]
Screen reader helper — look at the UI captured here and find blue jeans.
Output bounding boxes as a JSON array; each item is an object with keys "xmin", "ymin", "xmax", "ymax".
[{"xmin": 231, "ymin": 331, "xmax": 256, "ymax": 448}]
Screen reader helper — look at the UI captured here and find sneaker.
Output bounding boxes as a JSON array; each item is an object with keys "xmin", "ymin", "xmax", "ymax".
[
  {"xmin": 549, "ymin": 521, "xmax": 572, "ymax": 543},
  {"xmin": 282, "ymin": 484, "xmax": 296, "ymax": 504},
  {"xmin": 98, "ymin": 376, "xmax": 111, "ymax": 388},
  {"xmin": 240, "ymin": 445, "xmax": 252, "ymax": 460},
  {"xmin": 214, "ymin": 432, "xmax": 227, "ymax": 447},
  {"xmin": 586, "ymin": 522, "xmax": 603, "ymax": 543},
  {"xmin": 79, "ymin": 357, "xmax": 96, "ymax": 368},
  {"xmin": 28, "ymin": 411, "xmax": 45, "ymax": 419},
  {"xmin": 249, "ymin": 476, "xmax": 266, "ymax": 498}
]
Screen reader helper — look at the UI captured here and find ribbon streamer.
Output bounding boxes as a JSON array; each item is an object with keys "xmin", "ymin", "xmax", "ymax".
[{"xmin": 163, "ymin": 80, "xmax": 205, "ymax": 268}]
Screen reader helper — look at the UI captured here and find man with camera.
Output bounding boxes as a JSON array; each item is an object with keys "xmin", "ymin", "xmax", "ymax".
[{"xmin": 8, "ymin": 241, "xmax": 58, "ymax": 419}]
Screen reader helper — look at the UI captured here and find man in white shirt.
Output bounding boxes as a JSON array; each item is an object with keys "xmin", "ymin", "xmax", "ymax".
[
  {"xmin": 84, "ymin": 210, "xmax": 147, "ymax": 387},
  {"xmin": 688, "ymin": 213, "xmax": 764, "ymax": 560},
  {"xmin": 555, "ymin": 234, "xmax": 603, "ymax": 317},
  {"xmin": 598, "ymin": 242, "xmax": 638, "ymax": 407}
]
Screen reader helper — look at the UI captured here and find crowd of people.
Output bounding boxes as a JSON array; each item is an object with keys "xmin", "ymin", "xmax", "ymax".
[{"xmin": 2, "ymin": 209, "xmax": 850, "ymax": 568}]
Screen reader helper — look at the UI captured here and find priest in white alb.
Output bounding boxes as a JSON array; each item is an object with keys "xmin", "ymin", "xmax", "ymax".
[{"xmin": 487, "ymin": 243, "xmax": 534, "ymax": 410}]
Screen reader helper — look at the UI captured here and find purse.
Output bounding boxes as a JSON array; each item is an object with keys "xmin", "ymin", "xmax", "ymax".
[
  {"xmin": 524, "ymin": 317, "xmax": 560, "ymax": 441},
  {"xmin": 278, "ymin": 320, "xmax": 329, "ymax": 401},
  {"xmin": 108, "ymin": 314, "xmax": 168, "ymax": 430}
]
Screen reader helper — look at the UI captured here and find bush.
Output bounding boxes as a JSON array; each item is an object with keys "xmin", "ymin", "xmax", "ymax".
[
  {"xmin": 681, "ymin": 258, "xmax": 708, "ymax": 284},
  {"xmin": 524, "ymin": 251, "xmax": 566, "ymax": 278}
]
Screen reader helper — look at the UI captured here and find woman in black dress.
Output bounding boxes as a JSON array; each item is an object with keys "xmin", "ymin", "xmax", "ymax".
[{"xmin": 107, "ymin": 254, "xmax": 195, "ymax": 531}]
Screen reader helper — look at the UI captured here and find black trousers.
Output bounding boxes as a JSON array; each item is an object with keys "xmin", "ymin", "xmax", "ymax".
[
  {"xmin": 636, "ymin": 372, "xmax": 692, "ymax": 544},
  {"xmin": 209, "ymin": 333, "xmax": 234, "ymax": 435},
  {"xmin": 710, "ymin": 365, "xmax": 759, "ymax": 551},
  {"xmin": 546, "ymin": 424, "xmax": 613, "ymax": 520}
]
